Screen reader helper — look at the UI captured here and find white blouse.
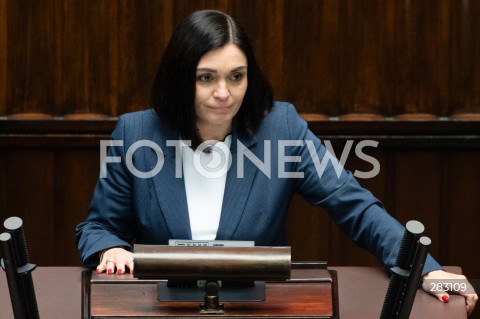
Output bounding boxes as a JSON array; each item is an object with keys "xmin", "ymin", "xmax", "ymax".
[{"xmin": 181, "ymin": 136, "xmax": 232, "ymax": 240}]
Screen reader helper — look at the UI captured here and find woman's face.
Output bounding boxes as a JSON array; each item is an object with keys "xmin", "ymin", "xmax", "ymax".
[{"xmin": 195, "ymin": 43, "xmax": 248, "ymax": 135}]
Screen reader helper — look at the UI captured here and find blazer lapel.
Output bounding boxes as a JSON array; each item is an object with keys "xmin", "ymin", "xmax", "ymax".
[
  {"xmin": 144, "ymin": 114, "xmax": 260, "ymax": 241},
  {"xmin": 147, "ymin": 126, "xmax": 192, "ymax": 240},
  {"xmin": 216, "ymin": 132, "xmax": 258, "ymax": 240}
]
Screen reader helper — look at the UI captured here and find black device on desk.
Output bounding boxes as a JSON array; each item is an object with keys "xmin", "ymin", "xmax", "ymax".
[
  {"xmin": 165, "ymin": 239, "xmax": 262, "ymax": 302},
  {"xmin": 133, "ymin": 241, "xmax": 291, "ymax": 314}
]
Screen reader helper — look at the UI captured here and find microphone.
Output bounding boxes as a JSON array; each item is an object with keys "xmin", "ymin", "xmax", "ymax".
[
  {"xmin": 200, "ymin": 280, "xmax": 224, "ymax": 314},
  {"xmin": 3, "ymin": 217, "xmax": 40, "ymax": 319}
]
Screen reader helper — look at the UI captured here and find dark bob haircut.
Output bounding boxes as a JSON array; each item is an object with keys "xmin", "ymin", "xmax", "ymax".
[{"xmin": 150, "ymin": 10, "xmax": 273, "ymax": 148}]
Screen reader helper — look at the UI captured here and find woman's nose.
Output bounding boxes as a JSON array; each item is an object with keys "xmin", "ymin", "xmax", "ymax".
[{"xmin": 213, "ymin": 83, "xmax": 230, "ymax": 100}]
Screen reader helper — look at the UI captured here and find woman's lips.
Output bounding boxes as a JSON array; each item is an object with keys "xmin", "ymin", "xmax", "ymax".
[{"xmin": 209, "ymin": 105, "xmax": 231, "ymax": 113}]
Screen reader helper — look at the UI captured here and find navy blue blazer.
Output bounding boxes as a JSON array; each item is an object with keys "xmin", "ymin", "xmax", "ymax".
[{"xmin": 76, "ymin": 102, "xmax": 441, "ymax": 273}]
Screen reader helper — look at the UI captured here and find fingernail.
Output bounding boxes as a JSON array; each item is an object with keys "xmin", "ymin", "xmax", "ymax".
[
  {"xmin": 442, "ymin": 295, "xmax": 449, "ymax": 302},
  {"xmin": 118, "ymin": 269, "xmax": 123, "ymax": 275},
  {"xmin": 95, "ymin": 269, "xmax": 101, "ymax": 274},
  {"xmin": 108, "ymin": 269, "xmax": 113, "ymax": 274}
]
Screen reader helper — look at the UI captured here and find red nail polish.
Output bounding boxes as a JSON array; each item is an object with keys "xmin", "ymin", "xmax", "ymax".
[
  {"xmin": 108, "ymin": 269, "xmax": 113, "ymax": 274},
  {"xmin": 95, "ymin": 269, "xmax": 100, "ymax": 274},
  {"xmin": 118, "ymin": 269, "xmax": 123, "ymax": 275},
  {"xmin": 442, "ymin": 295, "xmax": 449, "ymax": 302}
]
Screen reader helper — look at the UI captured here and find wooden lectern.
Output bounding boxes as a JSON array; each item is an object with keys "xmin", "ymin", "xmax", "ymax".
[{"xmin": 81, "ymin": 262, "xmax": 339, "ymax": 318}]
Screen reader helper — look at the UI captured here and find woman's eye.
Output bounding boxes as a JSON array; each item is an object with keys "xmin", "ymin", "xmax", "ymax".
[
  {"xmin": 198, "ymin": 74, "xmax": 213, "ymax": 82},
  {"xmin": 230, "ymin": 72, "xmax": 244, "ymax": 82}
]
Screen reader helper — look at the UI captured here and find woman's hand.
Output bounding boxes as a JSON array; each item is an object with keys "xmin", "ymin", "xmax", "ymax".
[
  {"xmin": 422, "ymin": 269, "xmax": 478, "ymax": 316},
  {"xmin": 96, "ymin": 247, "xmax": 134, "ymax": 275}
]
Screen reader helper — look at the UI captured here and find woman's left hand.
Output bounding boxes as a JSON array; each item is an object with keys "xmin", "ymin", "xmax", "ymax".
[{"xmin": 422, "ymin": 270, "xmax": 478, "ymax": 316}]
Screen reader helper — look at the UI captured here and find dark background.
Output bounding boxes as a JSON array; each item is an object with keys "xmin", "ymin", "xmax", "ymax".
[{"xmin": 0, "ymin": 1, "xmax": 479, "ymax": 315}]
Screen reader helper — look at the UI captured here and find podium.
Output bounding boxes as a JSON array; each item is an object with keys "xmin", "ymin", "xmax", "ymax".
[
  {"xmin": 81, "ymin": 262, "xmax": 339, "ymax": 318},
  {"xmin": 0, "ymin": 266, "xmax": 468, "ymax": 318}
]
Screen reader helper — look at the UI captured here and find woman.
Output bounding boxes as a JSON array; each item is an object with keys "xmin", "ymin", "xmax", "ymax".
[{"xmin": 76, "ymin": 10, "xmax": 477, "ymax": 314}]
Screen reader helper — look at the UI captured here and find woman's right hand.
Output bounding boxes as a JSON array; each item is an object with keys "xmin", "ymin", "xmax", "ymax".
[{"xmin": 96, "ymin": 247, "xmax": 134, "ymax": 275}]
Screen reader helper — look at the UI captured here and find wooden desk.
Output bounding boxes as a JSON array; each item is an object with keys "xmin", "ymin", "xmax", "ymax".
[
  {"xmin": 0, "ymin": 266, "xmax": 468, "ymax": 318},
  {"xmin": 84, "ymin": 264, "xmax": 339, "ymax": 318}
]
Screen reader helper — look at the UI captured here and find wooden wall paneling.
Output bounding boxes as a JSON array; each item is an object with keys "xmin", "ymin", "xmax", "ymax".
[
  {"xmin": 201, "ymin": 0, "xmax": 231, "ymax": 13},
  {"xmin": 385, "ymin": 1, "xmax": 416, "ymax": 116},
  {"xmin": 386, "ymin": 1, "xmax": 427, "ymax": 114},
  {"xmin": 444, "ymin": 152, "xmax": 480, "ymax": 280},
  {"xmin": 54, "ymin": 148, "xmax": 100, "ymax": 266},
  {"xmin": 231, "ymin": 0, "xmax": 285, "ymax": 105},
  {"xmin": 117, "ymin": 1, "xmax": 173, "ymax": 115},
  {"xmin": 55, "ymin": 1, "xmax": 119, "ymax": 116},
  {"xmin": 382, "ymin": 0, "xmax": 403, "ymax": 115},
  {"xmin": 0, "ymin": 0, "xmax": 6, "ymax": 115},
  {"xmin": 88, "ymin": 1, "xmax": 119, "ymax": 116},
  {"xmin": 449, "ymin": 0, "xmax": 480, "ymax": 114},
  {"xmin": 391, "ymin": 151, "xmax": 443, "ymax": 260},
  {"xmin": 5, "ymin": 149, "xmax": 55, "ymax": 266},
  {"xmin": 336, "ymin": 1, "xmax": 388, "ymax": 115},
  {"xmin": 6, "ymin": 0, "xmax": 57, "ymax": 115},
  {"xmin": 2, "ymin": 0, "xmax": 479, "ymax": 117},
  {"xmin": 401, "ymin": 1, "xmax": 450, "ymax": 115},
  {"xmin": 55, "ymin": 1, "xmax": 89, "ymax": 114},
  {"xmin": 392, "ymin": 1, "xmax": 451, "ymax": 115},
  {"xmin": 170, "ymin": 0, "xmax": 230, "ymax": 28},
  {"xmin": 0, "ymin": 152, "xmax": 7, "ymax": 249},
  {"xmin": 439, "ymin": 150, "xmax": 451, "ymax": 266},
  {"xmin": 283, "ymin": 0, "xmax": 340, "ymax": 113}
]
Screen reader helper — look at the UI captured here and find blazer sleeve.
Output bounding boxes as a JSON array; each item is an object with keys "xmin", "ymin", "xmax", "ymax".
[
  {"xmin": 282, "ymin": 103, "xmax": 442, "ymax": 274},
  {"xmin": 75, "ymin": 115, "xmax": 138, "ymax": 269}
]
